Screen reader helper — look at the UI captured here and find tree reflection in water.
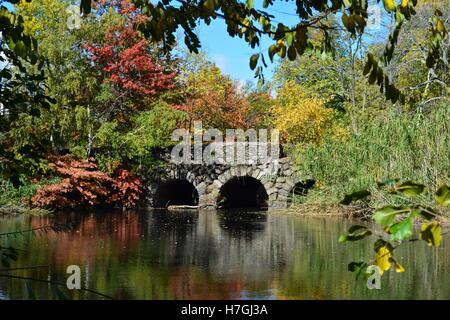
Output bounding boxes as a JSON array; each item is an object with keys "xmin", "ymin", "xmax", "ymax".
[{"xmin": 1, "ymin": 209, "xmax": 450, "ymax": 299}]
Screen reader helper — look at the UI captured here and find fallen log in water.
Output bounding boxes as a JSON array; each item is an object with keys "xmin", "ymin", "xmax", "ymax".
[{"xmin": 167, "ymin": 205, "xmax": 199, "ymax": 210}]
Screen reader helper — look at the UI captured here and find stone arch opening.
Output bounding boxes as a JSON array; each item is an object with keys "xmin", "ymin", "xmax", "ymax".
[
  {"xmin": 154, "ymin": 179, "xmax": 199, "ymax": 208},
  {"xmin": 287, "ymin": 179, "xmax": 316, "ymax": 206},
  {"xmin": 217, "ymin": 176, "xmax": 268, "ymax": 209}
]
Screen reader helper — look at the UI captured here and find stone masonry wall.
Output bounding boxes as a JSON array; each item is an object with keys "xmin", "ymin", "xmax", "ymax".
[{"xmin": 145, "ymin": 157, "xmax": 308, "ymax": 209}]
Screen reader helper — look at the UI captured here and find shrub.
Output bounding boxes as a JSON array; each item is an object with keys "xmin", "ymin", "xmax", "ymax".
[
  {"xmin": 109, "ymin": 169, "xmax": 142, "ymax": 208},
  {"xmin": 32, "ymin": 156, "xmax": 144, "ymax": 209},
  {"xmin": 32, "ymin": 156, "xmax": 112, "ymax": 208}
]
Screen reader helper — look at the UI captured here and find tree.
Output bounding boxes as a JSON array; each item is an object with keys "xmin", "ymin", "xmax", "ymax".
[
  {"xmin": 391, "ymin": 3, "xmax": 449, "ymax": 107},
  {"xmin": 76, "ymin": 0, "xmax": 448, "ymax": 105},
  {"xmin": 83, "ymin": 0, "xmax": 177, "ymax": 123},
  {"xmin": 14, "ymin": 0, "xmax": 123, "ymax": 157},
  {"xmin": 12, "ymin": 0, "xmax": 178, "ymax": 160},
  {"xmin": 271, "ymin": 80, "xmax": 347, "ymax": 145},
  {"xmin": 176, "ymin": 59, "xmax": 251, "ymax": 130},
  {"xmin": 1, "ymin": 1, "xmax": 53, "ymax": 185},
  {"xmin": 273, "ymin": 49, "xmax": 348, "ymax": 112},
  {"xmin": 93, "ymin": 101, "xmax": 185, "ymax": 173}
]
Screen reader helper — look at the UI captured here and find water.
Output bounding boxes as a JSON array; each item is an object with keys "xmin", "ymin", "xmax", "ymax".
[{"xmin": 0, "ymin": 209, "xmax": 449, "ymax": 300}]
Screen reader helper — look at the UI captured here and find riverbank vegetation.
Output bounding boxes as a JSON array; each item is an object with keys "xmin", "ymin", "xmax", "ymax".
[
  {"xmin": 0, "ymin": 0, "xmax": 448, "ymax": 215},
  {"xmin": 272, "ymin": 3, "xmax": 450, "ymax": 213}
]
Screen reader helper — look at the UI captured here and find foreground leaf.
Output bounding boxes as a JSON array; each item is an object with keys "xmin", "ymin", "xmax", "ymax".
[
  {"xmin": 339, "ymin": 225, "xmax": 372, "ymax": 243},
  {"xmin": 373, "ymin": 206, "xmax": 408, "ymax": 227},
  {"xmin": 394, "ymin": 181, "xmax": 425, "ymax": 197},
  {"xmin": 249, "ymin": 53, "xmax": 259, "ymax": 70},
  {"xmin": 434, "ymin": 185, "xmax": 450, "ymax": 207},
  {"xmin": 420, "ymin": 222, "xmax": 442, "ymax": 247},
  {"xmin": 383, "ymin": 0, "xmax": 397, "ymax": 12},
  {"xmin": 348, "ymin": 262, "xmax": 368, "ymax": 279},
  {"xmin": 410, "ymin": 207, "xmax": 436, "ymax": 221},
  {"xmin": 389, "ymin": 258, "xmax": 406, "ymax": 273},
  {"xmin": 375, "ymin": 246, "xmax": 392, "ymax": 275},
  {"xmin": 390, "ymin": 217, "xmax": 413, "ymax": 241},
  {"xmin": 374, "ymin": 240, "xmax": 394, "ymax": 275}
]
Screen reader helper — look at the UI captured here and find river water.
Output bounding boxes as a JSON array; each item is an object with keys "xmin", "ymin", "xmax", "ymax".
[{"xmin": 0, "ymin": 209, "xmax": 449, "ymax": 299}]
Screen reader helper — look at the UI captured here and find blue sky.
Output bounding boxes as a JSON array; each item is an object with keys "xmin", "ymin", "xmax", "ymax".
[
  {"xmin": 2, "ymin": 0, "xmax": 387, "ymax": 84},
  {"xmin": 196, "ymin": 20, "xmax": 267, "ymax": 84},
  {"xmin": 190, "ymin": 0, "xmax": 387, "ymax": 84},
  {"xmin": 194, "ymin": 2, "xmax": 300, "ymax": 84}
]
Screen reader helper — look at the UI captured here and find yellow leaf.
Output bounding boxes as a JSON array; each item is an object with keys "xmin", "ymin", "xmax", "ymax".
[
  {"xmin": 420, "ymin": 222, "xmax": 442, "ymax": 247},
  {"xmin": 437, "ymin": 21, "xmax": 445, "ymax": 33},
  {"xmin": 383, "ymin": 0, "xmax": 397, "ymax": 12},
  {"xmin": 393, "ymin": 260, "xmax": 405, "ymax": 273},
  {"xmin": 375, "ymin": 245, "xmax": 392, "ymax": 275}
]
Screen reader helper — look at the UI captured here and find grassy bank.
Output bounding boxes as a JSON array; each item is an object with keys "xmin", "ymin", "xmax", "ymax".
[{"xmin": 291, "ymin": 104, "xmax": 450, "ymax": 209}]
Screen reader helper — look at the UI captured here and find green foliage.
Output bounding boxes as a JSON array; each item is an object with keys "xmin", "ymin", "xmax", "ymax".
[
  {"xmin": 0, "ymin": 1, "xmax": 54, "ymax": 184},
  {"xmin": 0, "ymin": 2, "xmax": 50, "ymax": 121},
  {"xmin": 272, "ymin": 48, "xmax": 348, "ymax": 111},
  {"xmin": 17, "ymin": 0, "xmax": 121, "ymax": 109},
  {"xmin": 340, "ymin": 180, "xmax": 449, "ymax": 279},
  {"xmin": 94, "ymin": 101, "xmax": 185, "ymax": 173},
  {"xmin": 127, "ymin": 0, "xmax": 446, "ymax": 103},
  {"xmin": 0, "ymin": 177, "xmax": 60, "ymax": 207},
  {"xmin": 338, "ymin": 225, "xmax": 372, "ymax": 243}
]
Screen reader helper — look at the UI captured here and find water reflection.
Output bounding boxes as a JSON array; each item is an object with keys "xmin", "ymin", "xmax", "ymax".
[
  {"xmin": 217, "ymin": 209, "xmax": 267, "ymax": 239},
  {"xmin": 0, "ymin": 209, "xmax": 449, "ymax": 300}
]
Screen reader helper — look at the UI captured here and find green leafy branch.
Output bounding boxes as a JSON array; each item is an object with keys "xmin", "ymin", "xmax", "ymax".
[{"xmin": 339, "ymin": 181, "xmax": 450, "ymax": 279}]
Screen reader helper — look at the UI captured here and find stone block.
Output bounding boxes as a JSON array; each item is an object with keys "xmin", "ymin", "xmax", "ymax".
[
  {"xmin": 213, "ymin": 180, "xmax": 223, "ymax": 188},
  {"xmin": 206, "ymin": 183, "xmax": 216, "ymax": 193},
  {"xmin": 276, "ymin": 177, "xmax": 286, "ymax": 183},
  {"xmin": 196, "ymin": 182, "xmax": 207, "ymax": 195}
]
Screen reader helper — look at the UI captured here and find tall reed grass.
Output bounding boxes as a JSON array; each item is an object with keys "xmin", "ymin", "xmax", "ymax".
[{"xmin": 292, "ymin": 104, "xmax": 450, "ymax": 206}]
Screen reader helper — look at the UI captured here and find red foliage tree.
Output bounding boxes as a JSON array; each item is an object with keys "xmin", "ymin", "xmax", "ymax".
[{"xmin": 84, "ymin": 0, "xmax": 176, "ymax": 119}]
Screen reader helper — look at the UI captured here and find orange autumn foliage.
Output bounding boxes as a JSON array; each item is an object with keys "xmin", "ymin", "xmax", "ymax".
[
  {"xmin": 109, "ymin": 169, "xmax": 142, "ymax": 208},
  {"xmin": 32, "ymin": 156, "xmax": 142, "ymax": 209},
  {"xmin": 175, "ymin": 65, "xmax": 251, "ymax": 130}
]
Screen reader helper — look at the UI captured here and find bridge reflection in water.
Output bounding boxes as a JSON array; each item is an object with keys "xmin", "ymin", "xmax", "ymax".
[{"xmin": 1, "ymin": 209, "xmax": 450, "ymax": 299}]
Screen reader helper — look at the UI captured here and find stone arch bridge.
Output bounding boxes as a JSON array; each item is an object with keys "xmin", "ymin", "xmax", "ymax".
[{"xmin": 145, "ymin": 147, "xmax": 314, "ymax": 209}]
